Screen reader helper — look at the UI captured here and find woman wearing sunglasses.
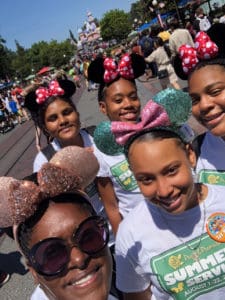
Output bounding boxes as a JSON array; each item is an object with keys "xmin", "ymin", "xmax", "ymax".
[{"xmin": 0, "ymin": 146, "xmax": 114, "ymax": 300}]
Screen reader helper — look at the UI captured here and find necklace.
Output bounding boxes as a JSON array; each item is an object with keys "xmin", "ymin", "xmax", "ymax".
[{"xmin": 158, "ymin": 185, "xmax": 206, "ymax": 252}]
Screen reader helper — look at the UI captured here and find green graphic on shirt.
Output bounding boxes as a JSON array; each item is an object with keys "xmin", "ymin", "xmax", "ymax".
[
  {"xmin": 151, "ymin": 234, "xmax": 225, "ymax": 300},
  {"xmin": 110, "ymin": 159, "xmax": 138, "ymax": 191},
  {"xmin": 198, "ymin": 170, "xmax": 225, "ymax": 186}
]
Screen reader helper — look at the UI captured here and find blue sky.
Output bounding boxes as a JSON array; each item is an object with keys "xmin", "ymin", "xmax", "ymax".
[{"xmin": 1, "ymin": 0, "xmax": 136, "ymax": 51}]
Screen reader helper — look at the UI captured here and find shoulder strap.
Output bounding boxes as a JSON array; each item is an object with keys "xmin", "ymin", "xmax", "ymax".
[
  {"xmin": 82, "ymin": 125, "xmax": 96, "ymax": 137},
  {"xmin": 192, "ymin": 132, "xmax": 206, "ymax": 159},
  {"xmin": 41, "ymin": 144, "xmax": 57, "ymax": 161}
]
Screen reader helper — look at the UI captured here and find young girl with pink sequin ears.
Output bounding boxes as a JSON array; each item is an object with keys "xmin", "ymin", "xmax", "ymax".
[{"xmin": 94, "ymin": 88, "xmax": 225, "ymax": 300}]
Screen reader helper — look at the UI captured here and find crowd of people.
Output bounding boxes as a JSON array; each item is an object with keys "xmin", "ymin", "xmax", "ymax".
[{"xmin": 1, "ymin": 3, "xmax": 225, "ymax": 300}]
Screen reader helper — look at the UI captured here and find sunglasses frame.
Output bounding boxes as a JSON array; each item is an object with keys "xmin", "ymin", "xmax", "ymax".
[{"xmin": 28, "ymin": 215, "xmax": 109, "ymax": 276}]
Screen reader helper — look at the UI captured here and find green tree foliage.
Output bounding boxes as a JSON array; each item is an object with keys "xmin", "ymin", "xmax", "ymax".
[
  {"xmin": 0, "ymin": 35, "xmax": 14, "ymax": 79},
  {"xmin": 0, "ymin": 38, "xmax": 75, "ymax": 81},
  {"xmin": 130, "ymin": 1, "xmax": 149, "ymax": 23},
  {"xmin": 100, "ymin": 9, "xmax": 132, "ymax": 42}
]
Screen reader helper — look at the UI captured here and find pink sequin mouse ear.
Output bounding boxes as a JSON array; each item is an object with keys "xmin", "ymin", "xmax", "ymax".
[
  {"xmin": 0, "ymin": 177, "xmax": 41, "ymax": 227},
  {"xmin": 0, "ymin": 146, "xmax": 99, "ymax": 228},
  {"xmin": 38, "ymin": 146, "xmax": 99, "ymax": 195}
]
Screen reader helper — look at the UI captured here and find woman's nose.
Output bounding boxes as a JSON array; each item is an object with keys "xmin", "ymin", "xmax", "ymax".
[
  {"xmin": 58, "ymin": 114, "xmax": 67, "ymax": 125},
  {"xmin": 156, "ymin": 179, "xmax": 173, "ymax": 199},
  {"xmin": 68, "ymin": 246, "xmax": 90, "ymax": 270},
  {"xmin": 199, "ymin": 95, "xmax": 214, "ymax": 113}
]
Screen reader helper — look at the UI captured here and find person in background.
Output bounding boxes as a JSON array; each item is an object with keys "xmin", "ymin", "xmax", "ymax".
[
  {"xmin": 0, "ymin": 146, "xmax": 114, "ymax": 300},
  {"xmin": 169, "ymin": 18, "xmax": 194, "ymax": 59},
  {"xmin": 193, "ymin": 7, "xmax": 211, "ymax": 32},
  {"xmin": 219, "ymin": 5, "xmax": 225, "ymax": 23},
  {"xmin": 145, "ymin": 37, "xmax": 181, "ymax": 90}
]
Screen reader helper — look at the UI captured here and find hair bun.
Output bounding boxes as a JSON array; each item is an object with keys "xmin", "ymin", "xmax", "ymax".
[{"xmin": 88, "ymin": 57, "xmax": 105, "ymax": 83}]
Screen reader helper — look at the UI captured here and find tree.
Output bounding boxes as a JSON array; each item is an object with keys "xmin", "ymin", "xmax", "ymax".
[
  {"xmin": 130, "ymin": 1, "xmax": 149, "ymax": 23},
  {"xmin": 100, "ymin": 9, "xmax": 132, "ymax": 42}
]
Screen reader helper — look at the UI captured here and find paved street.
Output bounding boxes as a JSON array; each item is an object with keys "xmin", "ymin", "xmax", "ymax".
[{"xmin": 0, "ymin": 78, "xmax": 205, "ymax": 299}]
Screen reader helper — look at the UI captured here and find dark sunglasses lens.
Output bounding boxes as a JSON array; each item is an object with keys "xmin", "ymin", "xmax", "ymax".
[
  {"xmin": 76, "ymin": 218, "xmax": 108, "ymax": 254},
  {"xmin": 33, "ymin": 239, "xmax": 69, "ymax": 275}
]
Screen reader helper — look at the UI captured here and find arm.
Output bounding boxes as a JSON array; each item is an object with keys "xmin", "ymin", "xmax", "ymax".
[
  {"xmin": 97, "ymin": 177, "xmax": 122, "ymax": 235},
  {"xmin": 169, "ymin": 38, "xmax": 176, "ymax": 59},
  {"xmin": 123, "ymin": 287, "xmax": 152, "ymax": 300},
  {"xmin": 145, "ymin": 52, "xmax": 154, "ymax": 63}
]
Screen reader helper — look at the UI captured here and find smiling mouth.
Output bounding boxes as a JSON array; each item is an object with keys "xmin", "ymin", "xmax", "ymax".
[
  {"xmin": 67, "ymin": 266, "xmax": 100, "ymax": 287},
  {"xmin": 156, "ymin": 196, "xmax": 182, "ymax": 212},
  {"xmin": 202, "ymin": 112, "xmax": 224, "ymax": 125},
  {"xmin": 120, "ymin": 111, "xmax": 138, "ymax": 120},
  {"xmin": 59, "ymin": 125, "xmax": 73, "ymax": 133}
]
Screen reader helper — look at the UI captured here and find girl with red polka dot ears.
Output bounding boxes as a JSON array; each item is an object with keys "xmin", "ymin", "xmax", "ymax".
[
  {"xmin": 88, "ymin": 53, "xmax": 147, "ymax": 236},
  {"xmin": 23, "ymin": 79, "xmax": 104, "ymax": 218},
  {"xmin": 173, "ymin": 30, "xmax": 225, "ymax": 187}
]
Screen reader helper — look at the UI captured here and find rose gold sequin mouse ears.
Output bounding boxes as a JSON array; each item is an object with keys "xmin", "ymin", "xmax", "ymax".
[{"xmin": 0, "ymin": 146, "xmax": 99, "ymax": 227}]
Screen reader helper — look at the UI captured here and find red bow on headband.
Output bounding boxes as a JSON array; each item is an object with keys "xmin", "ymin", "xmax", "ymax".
[
  {"xmin": 179, "ymin": 32, "xmax": 218, "ymax": 74},
  {"xmin": 103, "ymin": 53, "xmax": 134, "ymax": 83},
  {"xmin": 36, "ymin": 80, "xmax": 64, "ymax": 104},
  {"xmin": 111, "ymin": 100, "xmax": 170, "ymax": 145}
]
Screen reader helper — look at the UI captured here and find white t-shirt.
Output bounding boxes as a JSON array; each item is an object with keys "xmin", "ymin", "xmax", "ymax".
[
  {"xmin": 93, "ymin": 145, "xmax": 145, "ymax": 218},
  {"xmin": 116, "ymin": 184, "xmax": 225, "ymax": 299},
  {"xmin": 219, "ymin": 15, "xmax": 225, "ymax": 24},
  {"xmin": 196, "ymin": 132, "xmax": 225, "ymax": 186},
  {"xmin": 33, "ymin": 129, "xmax": 103, "ymax": 214},
  {"xmin": 31, "ymin": 285, "xmax": 118, "ymax": 300}
]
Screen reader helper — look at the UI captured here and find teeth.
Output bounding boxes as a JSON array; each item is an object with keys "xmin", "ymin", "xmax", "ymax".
[{"xmin": 70, "ymin": 273, "xmax": 94, "ymax": 286}]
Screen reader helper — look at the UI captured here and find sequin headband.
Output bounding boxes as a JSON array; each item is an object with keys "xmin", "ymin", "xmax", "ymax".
[
  {"xmin": 0, "ymin": 146, "xmax": 99, "ymax": 228},
  {"xmin": 94, "ymin": 88, "xmax": 193, "ymax": 156},
  {"xmin": 179, "ymin": 31, "xmax": 218, "ymax": 74},
  {"xmin": 35, "ymin": 80, "xmax": 64, "ymax": 104},
  {"xmin": 103, "ymin": 53, "xmax": 134, "ymax": 83}
]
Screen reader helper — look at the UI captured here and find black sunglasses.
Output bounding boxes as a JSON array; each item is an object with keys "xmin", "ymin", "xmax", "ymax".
[{"xmin": 28, "ymin": 216, "xmax": 109, "ymax": 276}]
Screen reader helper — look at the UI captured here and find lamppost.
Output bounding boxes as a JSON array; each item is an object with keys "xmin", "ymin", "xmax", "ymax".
[
  {"xmin": 133, "ymin": 18, "xmax": 142, "ymax": 31},
  {"xmin": 171, "ymin": 0, "xmax": 183, "ymax": 27},
  {"xmin": 151, "ymin": 0, "xmax": 165, "ymax": 28}
]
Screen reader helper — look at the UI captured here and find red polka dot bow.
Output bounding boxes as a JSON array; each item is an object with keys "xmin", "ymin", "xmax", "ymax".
[
  {"xmin": 179, "ymin": 32, "xmax": 218, "ymax": 74},
  {"xmin": 35, "ymin": 80, "xmax": 65, "ymax": 104},
  {"xmin": 103, "ymin": 53, "xmax": 134, "ymax": 83}
]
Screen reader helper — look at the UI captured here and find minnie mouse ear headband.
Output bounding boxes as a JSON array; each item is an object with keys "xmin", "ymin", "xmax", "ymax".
[
  {"xmin": 88, "ymin": 53, "xmax": 146, "ymax": 84},
  {"xmin": 94, "ymin": 88, "xmax": 193, "ymax": 156},
  {"xmin": 174, "ymin": 32, "xmax": 218, "ymax": 79},
  {"xmin": 0, "ymin": 146, "xmax": 99, "ymax": 229},
  {"xmin": 24, "ymin": 79, "xmax": 76, "ymax": 112}
]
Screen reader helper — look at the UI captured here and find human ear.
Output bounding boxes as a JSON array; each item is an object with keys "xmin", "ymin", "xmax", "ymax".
[
  {"xmin": 185, "ymin": 143, "xmax": 197, "ymax": 169},
  {"xmin": 99, "ymin": 101, "xmax": 107, "ymax": 115},
  {"xmin": 27, "ymin": 264, "xmax": 40, "ymax": 284}
]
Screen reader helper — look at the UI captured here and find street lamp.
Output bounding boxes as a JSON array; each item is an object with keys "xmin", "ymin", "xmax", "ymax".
[{"xmin": 151, "ymin": 0, "xmax": 165, "ymax": 27}]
